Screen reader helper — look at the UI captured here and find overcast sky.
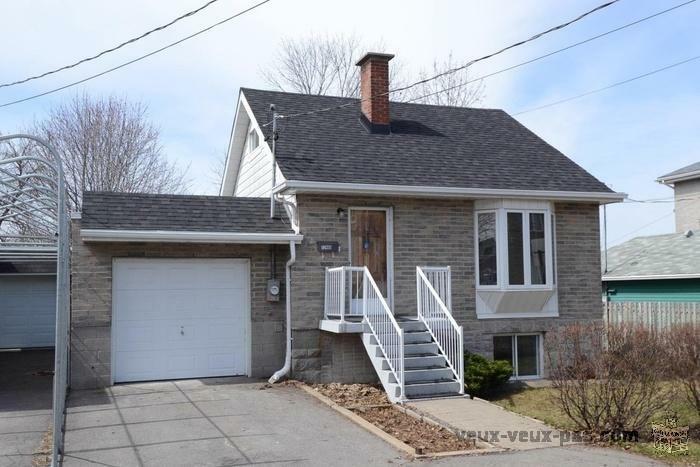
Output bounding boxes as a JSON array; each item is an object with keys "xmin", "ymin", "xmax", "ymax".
[{"xmin": 1, "ymin": 0, "xmax": 698, "ymax": 246}]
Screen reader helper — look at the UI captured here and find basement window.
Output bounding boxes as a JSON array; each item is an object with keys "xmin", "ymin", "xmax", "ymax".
[
  {"xmin": 493, "ymin": 334, "xmax": 541, "ymax": 379},
  {"xmin": 475, "ymin": 205, "xmax": 554, "ymax": 289}
]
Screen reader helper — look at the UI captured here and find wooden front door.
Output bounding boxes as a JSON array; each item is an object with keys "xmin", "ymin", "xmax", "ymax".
[{"xmin": 350, "ymin": 209, "xmax": 390, "ymax": 300}]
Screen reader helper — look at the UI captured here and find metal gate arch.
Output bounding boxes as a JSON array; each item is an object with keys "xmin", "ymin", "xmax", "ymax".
[{"xmin": 0, "ymin": 134, "xmax": 70, "ymax": 466}]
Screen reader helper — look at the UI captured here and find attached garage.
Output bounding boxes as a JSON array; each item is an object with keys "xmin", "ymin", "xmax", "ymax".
[
  {"xmin": 0, "ymin": 274, "xmax": 56, "ymax": 348},
  {"xmin": 112, "ymin": 258, "xmax": 250, "ymax": 383},
  {"xmin": 71, "ymin": 192, "xmax": 302, "ymax": 389}
]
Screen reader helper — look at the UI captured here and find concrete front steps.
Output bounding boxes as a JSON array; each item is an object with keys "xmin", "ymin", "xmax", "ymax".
[{"xmin": 361, "ymin": 318, "xmax": 463, "ymax": 403}]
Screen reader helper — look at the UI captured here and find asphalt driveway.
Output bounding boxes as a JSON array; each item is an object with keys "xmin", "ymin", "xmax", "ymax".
[
  {"xmin": 62, "ymin": 378, "xmax": 664, "ymax": 467},
  {"xmin": 0, "ymin": 349, "xmax": 54, "ymax": 467},
  {"xmin": 62, "ymin": 378, "xmax": 407, "ymax": 466}
]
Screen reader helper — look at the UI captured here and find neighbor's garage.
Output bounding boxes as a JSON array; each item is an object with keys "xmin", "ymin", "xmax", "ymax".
[
  {"xmin": 112, "ymin": 258, "xmax": 250, "ymax": 383},
  {"xmin": 0, "ymin": 274, "xmax": 56, "ymax": 349}
]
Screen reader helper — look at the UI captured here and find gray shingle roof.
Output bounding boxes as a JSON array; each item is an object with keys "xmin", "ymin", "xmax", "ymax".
[
  {"xmin": 603, "ymin": 231, "xmax": 700, "ymax": 279},
  {"xmin": 81, "ymin": 192, "xmax": 294, "ymax": 233},
  {"xmin": 242, "ymin": 88, "xmax": 613, "ymax": 193},
  {"xmin": 658, "ymin": 161, "xmax": 700, "ymax": 181}
]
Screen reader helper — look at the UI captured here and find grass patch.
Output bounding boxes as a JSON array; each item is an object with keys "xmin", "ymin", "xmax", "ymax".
[{"xmin": 489, "ymin": 382, "xmax": 699, "ymax": 465}]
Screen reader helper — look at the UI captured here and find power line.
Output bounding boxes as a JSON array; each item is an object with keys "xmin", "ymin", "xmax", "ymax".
[
  {"xmin": 0, "ymin": 0, "xmax": 272, "ymax": 108},
  {"xmin": 0, "ymin": 0, "xmax": 222, "ymax": 89},
  {"xmin": 513, "ymin": 54, "xmax": 700, "ymax": 115},
  {"xmin": 262, "ymin": 0, "xmax": 622, "ymax": 126},
  {"xmin": 610, "ymin": 211, "xmax": 674, "ymax": 244},
  {"xmin": 405, "ymin": 0, "xmax": 696, "ymax": 105}
]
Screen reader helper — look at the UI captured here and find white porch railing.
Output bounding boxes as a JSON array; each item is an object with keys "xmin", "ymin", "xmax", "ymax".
[
  {"xmin": 416, "ymin": 266, "xmax": 464, "ymax": 394},
  {"xmin": 325, "ymin": 266, "xmax": 404, "ymax": 399},
  {"xmin": 420, "ymin": 266, "xmax": 452, "ymax": 310},
  {"xmin": 324, "ymin": 266, "xmax": 365, "ymax": 321}
]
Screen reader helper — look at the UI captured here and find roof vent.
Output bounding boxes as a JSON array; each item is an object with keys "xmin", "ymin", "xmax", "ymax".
[{"xmin": 684, "ymin": 229, "xmax": 694, "ymax": 238}]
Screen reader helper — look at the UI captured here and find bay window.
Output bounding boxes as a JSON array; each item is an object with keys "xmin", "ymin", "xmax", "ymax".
[{"xmin": 475, "ymin": 203, "xmax": 555, "ymax": 289}]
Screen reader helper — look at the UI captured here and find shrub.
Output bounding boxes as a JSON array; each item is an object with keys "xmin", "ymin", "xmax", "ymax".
[
  {"xmin": 545, "ymin": 322, "xmax": 673, "ymax": 436},
  {"xmin": 665, "ymin": 324, "xmax": 700, "ymax": 416},
  {"xmin": 464, "ymin": 353, "xmax": 513, "ymax": 398}
]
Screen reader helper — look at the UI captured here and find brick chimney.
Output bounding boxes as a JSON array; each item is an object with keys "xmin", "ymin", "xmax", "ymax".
[{"xmin": 356, "ymin": 52, "xmax": 394, "ymax": 132}]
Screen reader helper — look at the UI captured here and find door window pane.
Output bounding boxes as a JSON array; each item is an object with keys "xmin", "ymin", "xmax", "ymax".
[
  {"xmin": 529, "ymin": 213, "xmax": 546, "ymax": 285},
  {"xmin": 477, "ymin": 212, "xmax": 498, "ymax": 285},
  {"xmin": 516, "ymin": 335, "xmax": 539, "ymax": 377},
  {"xmin": 493, "ymin": 336, "xmax": 514, "ymax": 370},
  {"xmin": 507, "ymin": 213, "xmax": 524, "ymax": 285}
]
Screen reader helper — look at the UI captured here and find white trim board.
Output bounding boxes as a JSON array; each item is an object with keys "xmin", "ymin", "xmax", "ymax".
[
  {"xmin": 603, "ymin": 273, "xmax": 700, "ymax": 281},
  {"xmin": 274, "ymin": 180, "xmax": 626, "ymax": 204},
  {"xmin": 657, "ymin": 169, "xmax": 700, "ymax": 186},
  {"xmin": 81, "ymin": 229, "xmax": 303, "ymax": 244}
]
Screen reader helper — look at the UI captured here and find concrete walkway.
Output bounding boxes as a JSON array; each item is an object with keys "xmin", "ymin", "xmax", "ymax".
[
  {"xmin": 0, "ymin": 349, "xmax": 54, "ymax": 467},
  {"xmin": 409, "ymin": 396, "xmax": 577, "ymax": 451}
]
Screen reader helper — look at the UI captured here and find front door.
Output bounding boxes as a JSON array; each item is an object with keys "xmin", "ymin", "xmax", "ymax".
[{"xmin": 349, "ymin": 208, "xmax": 392, "ymax": 312}]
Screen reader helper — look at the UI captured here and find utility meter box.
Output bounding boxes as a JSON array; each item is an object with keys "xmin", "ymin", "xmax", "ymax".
[{"xmin": 266, "ymin": 279, "xmax": 281, "ymax": 302}]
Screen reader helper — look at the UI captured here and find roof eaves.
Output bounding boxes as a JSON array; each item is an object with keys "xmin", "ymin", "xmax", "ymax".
[
  {"xmin": 656, "ymin": 169, "xmax": 700, "ymax": 186},
  {"xmin": 275, "ymin": 180, "xmax": 626, "ymax": 204}
]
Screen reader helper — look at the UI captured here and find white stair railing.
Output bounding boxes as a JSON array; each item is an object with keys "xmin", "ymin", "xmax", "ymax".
[
  {"xmin": 324, "ymin": 266, "xmax": 405, "ymax": 399},
  {"xmin": 362, "ymin": 266, "xmax": 404, "ymax": 399},
  {"xmin": 416, "ymin": 266, "xmax": 464, "ymax": 394}
]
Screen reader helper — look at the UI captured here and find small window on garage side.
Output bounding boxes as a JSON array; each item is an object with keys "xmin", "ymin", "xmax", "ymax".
[{"xmin": 492, "ymin": 334, "xmax": 541, "ymax": 379}]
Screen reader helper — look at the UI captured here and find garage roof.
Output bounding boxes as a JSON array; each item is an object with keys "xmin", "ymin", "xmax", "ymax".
[{"xmin": 80, "ymin": 192, "xmax": 300, "ymax": 244}]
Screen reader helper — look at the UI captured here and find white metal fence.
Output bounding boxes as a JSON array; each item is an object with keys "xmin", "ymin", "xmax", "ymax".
[
  {"xmin": 416, "ymin": 266, "xmax": 464, "ymax": 394},
  {"xmin": 0, "ymin": 134, "xmax": 70, "ymax": 466},
  {"xmin": 605, "ymin": 301, "xmax": 700, "ymax": 329}
]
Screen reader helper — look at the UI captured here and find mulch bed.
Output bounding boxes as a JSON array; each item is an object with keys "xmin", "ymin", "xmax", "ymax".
[{"xmin": 311, "ymin": 383, "xmax": 476, "ymax": 454}]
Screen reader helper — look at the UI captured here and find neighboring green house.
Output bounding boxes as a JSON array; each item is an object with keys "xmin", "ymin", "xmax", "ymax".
[
  {"xmin": 603, "ymin": 231, "xmax": 700, "ymax": 302},
  {"xmin": 603, "ymin": 162, "xmax": 700, "ymax": 325}
]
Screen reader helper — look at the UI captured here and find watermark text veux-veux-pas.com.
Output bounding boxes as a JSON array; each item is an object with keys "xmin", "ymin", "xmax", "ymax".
[{"xmin": 465, "ymin": 430, "xmax": 584, "ymax": 445}]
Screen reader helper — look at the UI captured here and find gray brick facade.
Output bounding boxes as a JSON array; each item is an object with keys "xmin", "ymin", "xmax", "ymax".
[
  {"xmin": 674, "ymin": 179, "xmax": 700, "ymax": 233},
  {"xmin": 70, "ymin": 219, "xmax": 287, "ymax": 389},
  {"xmin": 289, "ymin": 195, "xmax": 602, "ymax": 380},
  {"xmin": 70, "ymin": 197, "xmax": 602, "ymax": 388}
]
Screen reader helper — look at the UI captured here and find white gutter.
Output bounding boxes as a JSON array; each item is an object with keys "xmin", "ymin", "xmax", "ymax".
[
  {"xmin": 603, "ymin": 273, "xmax": 700, "ymax": 281},
  {"xmin": 656, "ymin": 169, "xmax": 700, "ymax": 186},
  {"xmin": 269, "ymin": 240, "xmax": 296, "ymax": 383},
  {"xmin": 81, "ymin": 229, "xmax": 303, "ymax": 244},
  {"xmin": 274, "ymin": 180, "xmax": 627, "ymax": 204}
]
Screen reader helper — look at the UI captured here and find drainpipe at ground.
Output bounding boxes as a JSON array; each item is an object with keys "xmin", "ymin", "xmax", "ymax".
[{"xmin": 269, "ymin": 240, "xmax": 296, "ymax": 383}]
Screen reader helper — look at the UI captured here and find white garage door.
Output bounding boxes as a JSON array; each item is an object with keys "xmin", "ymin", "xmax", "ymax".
[
  {"xmin": 0, "ymin": 275, "xmax": 56, "ymax": 349},
  {"xmin": 113, "ymin": 258, "xmax": 250, "ymax": 383}
]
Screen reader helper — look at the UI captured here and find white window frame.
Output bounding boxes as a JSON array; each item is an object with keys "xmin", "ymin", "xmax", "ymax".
[
  {"xmin": 475, "ymin": 204, "xmax": 554, "ymax": 290},
  {"xmin": 245, "ymin": 124, "xmax": 260, "ymax": 154},
  {"xmin": 493, "ymin": 333, "xmax": 543, "ymax": 380}
]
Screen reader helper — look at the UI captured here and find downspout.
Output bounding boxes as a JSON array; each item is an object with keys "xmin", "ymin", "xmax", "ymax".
[{"xmin": 269, "ymin": 239, "xmax": 296, "ymax": 383}]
